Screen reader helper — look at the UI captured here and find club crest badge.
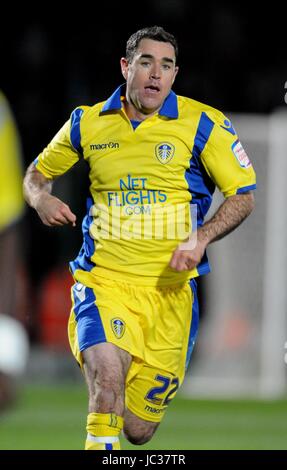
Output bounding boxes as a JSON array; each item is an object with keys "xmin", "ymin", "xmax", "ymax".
[
  {"xmin": 111, "ymin": 318, "xmax": 125, "ymax": 339},
  {"xmin": 155, "ymin": 142, "xmax": 175, "ymax": 164}
]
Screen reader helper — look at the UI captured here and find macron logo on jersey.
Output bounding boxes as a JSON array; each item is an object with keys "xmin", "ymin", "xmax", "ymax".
[
  {"xmin": 220, "ymin": 119, "xmax": 236, "ymax": 136},
  {"xmin": 90, "ymin": 142, "xmax": 119, "ymax": 150}
]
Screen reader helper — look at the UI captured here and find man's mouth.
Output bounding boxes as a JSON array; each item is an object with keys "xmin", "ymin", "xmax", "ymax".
[{"xmin": 144, "ymin": 85, "xmax": 160, "ymax": 94}]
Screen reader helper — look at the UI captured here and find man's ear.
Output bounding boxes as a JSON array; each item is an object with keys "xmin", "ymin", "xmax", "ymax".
[
  {"xmin": 172, "ymin": 66, "xmax": 179, "ymax": 84},
  {"xmin": 120, "ymin": 57, "xmax": 129, "ymax": 80}
]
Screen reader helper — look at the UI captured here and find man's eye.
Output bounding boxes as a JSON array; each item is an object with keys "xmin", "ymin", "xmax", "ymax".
[
  {"xmin": 162, "ymin": 64, "xmax": 171, "ymax": 70},
  {"xmin": 141, "ymin": 62, "xmax": 150, "ymax": 66}
]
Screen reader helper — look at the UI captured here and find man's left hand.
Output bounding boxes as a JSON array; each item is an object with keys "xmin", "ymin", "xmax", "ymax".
[{"xmin": 169, "ymin": 236, "xmax": 208, "ymax": 272}]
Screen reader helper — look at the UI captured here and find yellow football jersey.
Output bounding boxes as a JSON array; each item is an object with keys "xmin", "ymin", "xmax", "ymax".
[
  {"xmin": 34, "ymin": 85, "xmax": 256, "ymax": 286},
  {"xmin": 0, "ymin": 91, "xmax": 24, "ymax": 232}
]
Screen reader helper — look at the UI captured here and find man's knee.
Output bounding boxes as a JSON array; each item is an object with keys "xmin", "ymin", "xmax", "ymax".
[{"xmin": 123, "ymin": 410, "xmax": 159, "ymax": 445}]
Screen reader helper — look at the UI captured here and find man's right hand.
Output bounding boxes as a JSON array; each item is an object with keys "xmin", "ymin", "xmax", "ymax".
[
  {"xmin": 23, "ymin": 163, "xmax": 77, "ymax": 227},
  {"xmin": 35, "ymin": 193, "xmax": 77, "ymax": 227}
]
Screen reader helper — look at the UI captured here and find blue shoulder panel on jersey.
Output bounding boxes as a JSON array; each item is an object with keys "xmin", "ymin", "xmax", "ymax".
[
  {"xmin": 70, "ymin": 108, "xmax": 84, "ymax": 154},
  {"xmin": 192, "ymin": 112, "xmax": 215, "ymax": 159},
  {"xmin": 185, "ymin": 155, "xmax": 215, "ymax": 225},
  {"xmin": 184, "ymin": 112, "xmax": 216, "ymax": 276}
]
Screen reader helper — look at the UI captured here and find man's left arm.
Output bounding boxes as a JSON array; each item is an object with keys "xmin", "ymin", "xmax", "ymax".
[{"xmin": 170, "ymin": 191, "xmax": 255, "ymax": 272}]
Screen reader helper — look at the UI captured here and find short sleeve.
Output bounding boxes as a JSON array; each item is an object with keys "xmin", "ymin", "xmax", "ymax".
[
  {"xmin": 34, "ymin": 107, "xmax": 84, "ymax": 179},
  {"xmin": 200, "ymin": 112, "xmax": 256, "ymax": 197}
]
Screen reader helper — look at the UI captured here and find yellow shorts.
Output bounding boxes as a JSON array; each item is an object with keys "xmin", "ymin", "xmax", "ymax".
[{"xmin": 68, "ymin": 275, "xmax": 199, "ymax": 422}]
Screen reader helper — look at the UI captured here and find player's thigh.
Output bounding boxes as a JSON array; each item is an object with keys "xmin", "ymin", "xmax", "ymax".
[
  {"xmin": 82, "ymin": 342, "xmax": 132, "ymax": 384},
  {"xmin": 82, "ymin": 343, "xmax": 132, "ymax": 413}
]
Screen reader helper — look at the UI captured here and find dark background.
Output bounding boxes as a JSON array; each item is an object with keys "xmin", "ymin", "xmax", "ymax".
[
  {"xmin": 2, "ymin": 4, "xmax": 286, "ymax": 165},
  {"xmin": 1, "ymin": 3, "xmax": 286, "ymax": 342}
]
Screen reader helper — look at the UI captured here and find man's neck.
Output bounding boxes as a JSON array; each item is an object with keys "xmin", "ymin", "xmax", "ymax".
[{"xmin": 123, "ymin": 98, "xmax": 159, "ymax": 122}]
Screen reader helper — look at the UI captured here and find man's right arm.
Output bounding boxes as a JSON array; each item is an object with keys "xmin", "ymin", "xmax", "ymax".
[{"xmin": 23, "ymin": 163, "xmax": 76, "ymax": 227}]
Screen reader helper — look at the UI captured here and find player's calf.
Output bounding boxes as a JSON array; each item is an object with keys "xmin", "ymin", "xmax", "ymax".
[
  {"xmin": 82, "ymin": 343, "xmax": 131, "ymax": 450},
  {"xmin": 123, "ymin": 408, "xmax": 159, "ymax": 445}
]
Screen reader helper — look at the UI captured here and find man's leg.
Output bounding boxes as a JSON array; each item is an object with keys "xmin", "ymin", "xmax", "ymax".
[
  {"xmin": 123, "ymin": 408, "xmax": 159, "ymax": 445},
  {"xmin": 82, "ymin": 342, "xmax": 131, "ymax": 450}
]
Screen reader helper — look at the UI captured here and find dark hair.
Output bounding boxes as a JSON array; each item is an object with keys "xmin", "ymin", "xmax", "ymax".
[{"xmin": 126, "ymin": 26, "xmax": 178, "ymax": 63}]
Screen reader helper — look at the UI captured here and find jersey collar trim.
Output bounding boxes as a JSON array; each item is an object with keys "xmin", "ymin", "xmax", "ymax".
[{"xmin": 101, "ymin": 84, "xmax": 178, "ymax": 119}]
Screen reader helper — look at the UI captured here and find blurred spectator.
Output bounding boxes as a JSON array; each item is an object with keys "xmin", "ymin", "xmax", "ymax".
[
  {"xmin": 0, "ymin": 314, "xmax": 29, "ymax": 410},
  {"xmin": 0, "ymin": 90, "xmax": 29, "ymax": 409}
]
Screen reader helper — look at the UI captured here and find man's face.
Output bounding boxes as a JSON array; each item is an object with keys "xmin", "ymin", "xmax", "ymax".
[{"xmin": 121, "ymin": 38, "xmax": 178, "ymax": 116}]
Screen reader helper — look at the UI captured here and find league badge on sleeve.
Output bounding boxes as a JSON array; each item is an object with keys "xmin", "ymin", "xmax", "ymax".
[{"xmin": 231, "ymin": 139, "xmax": 252, "ymax": 168}]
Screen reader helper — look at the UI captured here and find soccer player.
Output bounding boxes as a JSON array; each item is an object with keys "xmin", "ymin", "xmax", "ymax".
[
  {"xmin": 23, "ymin": 26, "xmax": 256, "ymax": 450},
  {"xmin": 0, "ymin": 90, "xmax": 28, "ymax": 409}
]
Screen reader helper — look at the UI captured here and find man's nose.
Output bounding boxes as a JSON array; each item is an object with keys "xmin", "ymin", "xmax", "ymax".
[{"xmin": 150, "ymin": 65, "xmax": 161, "ymax": 80}]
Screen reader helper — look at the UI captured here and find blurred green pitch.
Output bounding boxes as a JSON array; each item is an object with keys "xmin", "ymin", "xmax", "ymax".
[{"xmin": 0, "ymin": 384, "xmax": 286, "ymax": 450}]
